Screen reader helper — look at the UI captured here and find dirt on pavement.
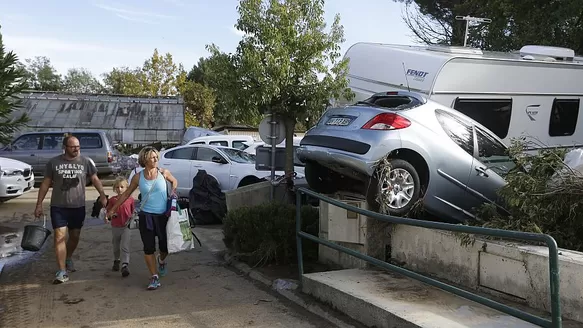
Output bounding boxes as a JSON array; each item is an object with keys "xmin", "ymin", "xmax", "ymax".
[{"xmin": 0, "ymin": 189, "xmax": 335, "ymax": 328}]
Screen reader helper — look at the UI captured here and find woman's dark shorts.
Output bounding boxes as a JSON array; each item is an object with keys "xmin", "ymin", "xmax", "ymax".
[{"xmin": 138, "ymin": 212, "xmax": 169, "ymax": 255}]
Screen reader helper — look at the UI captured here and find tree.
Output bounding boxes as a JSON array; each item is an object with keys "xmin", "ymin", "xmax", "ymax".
[
  {"xmin": 102, "ymin": 49, "xmax": 186, "ymax": 97},
  {"xmin": 0, "ymin": 27, "xmax": 29, "ymax": 145},
  {"xmin": 180, "ymin": 80, "xmax": 215, "ymax": 128},
  {"xmin": 62, "ymin": 68, "xmax": 103, "ymax": 93},
  {"xmin": 395, "ymin": 0, "xmax": 469, "ymax": 46},
  {"xmin": 22, "ymin": 56, "xmax": 62, "ymax": 91},
  {"xmin": 216, "ymin": 0, "xmax": 353, "ymax": 174},
  {"xmin": 394, "ymin": 0, "xmax": 583, "ymax": 52},
  {"xmin": 102, "ymin": 67, "xmax": 145, "ymax": 95},
  {"xmin": 141, "ymin": 48, "xmax": 186, "ymax": 96},
  {"xmin": 187, "ymin": 57, "xmax": 208, "ymax": 85},
  {"xmin": 202, "ymin": 47, "xmax": 261, "ymax": 125}
]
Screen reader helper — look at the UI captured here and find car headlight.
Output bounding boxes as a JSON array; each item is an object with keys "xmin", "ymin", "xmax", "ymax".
[{"xmin": 2, "ymin": 169, "xmax": 23, "ymax": 176}]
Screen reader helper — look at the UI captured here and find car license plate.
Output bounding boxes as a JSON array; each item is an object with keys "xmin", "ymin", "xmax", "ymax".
[{"xmin": 326, "ymin": 117, "xmax": 353, "ymax": 126}]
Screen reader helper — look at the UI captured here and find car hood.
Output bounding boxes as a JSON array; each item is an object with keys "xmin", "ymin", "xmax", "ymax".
[{"xmin": 0, "ymin": 157, "xmax": 31, "ymax": 170}]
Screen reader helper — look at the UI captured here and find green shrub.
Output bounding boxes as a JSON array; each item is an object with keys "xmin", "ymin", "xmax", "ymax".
[
  {"xmin": 472, "ymin": 139, "xmax": 583, "ymax": 251},
  {"xmin": 223, "ymin": 202, "xmax": 319, "ymax": 266}
]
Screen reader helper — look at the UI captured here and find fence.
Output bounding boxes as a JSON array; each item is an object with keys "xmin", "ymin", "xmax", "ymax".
[{"xmin": 295, "ymin": 187, "xmax": 562, "ymax": 328}]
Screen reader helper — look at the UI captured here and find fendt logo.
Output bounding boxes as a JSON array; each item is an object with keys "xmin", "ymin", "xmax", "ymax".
[{"xmin": 406, "ymin": 69, "xmax": 430, "ymax": 81}]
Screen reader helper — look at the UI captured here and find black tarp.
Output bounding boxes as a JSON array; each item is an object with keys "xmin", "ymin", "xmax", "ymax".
[{"xmin": 189, "ymin": 170, "xmax": 227, "ymax": 225}]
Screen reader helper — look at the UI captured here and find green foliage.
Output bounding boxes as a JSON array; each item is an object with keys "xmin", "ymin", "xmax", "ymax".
[
  {"xmin": 203, "ymin": 46, "xmax": 261, "ymax": 125},
  {"xmin": 22, "ymin": 56, "xmax": 62, "ymax": 91},
  {"xmin": 223, "ymin": 202, "xmax": 319, "ymax": 266},
  {"xmin": 180, "ymin": 80, "xmax": 215, "ymax": 128},
  {"xmin": 0, "ymin": 27, "xmax": 29, "ymax": 145},
  {"xmin": 395, "ymin": 0, "xmax": 583, "ymax": 53},
  {"xmin": 207, "ymin": 0, "xmax": 354, "ymax": 172},
  {"xmin": 62, "ymin": 68, "xmax": 104, "ymax": 93},
  {"xmin": 187, "ymin": 57, "xmax": 208, "ymax": 85},
  {"xmin": 472, "ymin": 139, "xmax": 583, "ymax": 251},
  {"xmin": 102, "ymin": 48, "xmax": 186, "ymax": 97},
  {"xmin": 141, "ymin": 48, "xmax": 186, "ymax": 96},
  {"xmin": 102, "ymin": 66, "xmax": 146, "ymax": 95}
]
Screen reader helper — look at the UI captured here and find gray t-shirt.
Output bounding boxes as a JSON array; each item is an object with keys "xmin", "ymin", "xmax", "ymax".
[{"xmin": 45, "ymin": 155, "xmax": 97, "ymax": 208}]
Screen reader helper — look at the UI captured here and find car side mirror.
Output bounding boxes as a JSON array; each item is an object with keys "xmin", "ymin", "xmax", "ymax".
[{"xmin": 212, "ymin": 156, "xmax": 226, "ymax": 164}]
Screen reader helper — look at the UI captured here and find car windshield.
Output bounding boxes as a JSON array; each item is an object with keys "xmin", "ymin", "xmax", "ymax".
[{"xmin": 220, "ymin": 148, "xmax": 255, "ymax": 164}]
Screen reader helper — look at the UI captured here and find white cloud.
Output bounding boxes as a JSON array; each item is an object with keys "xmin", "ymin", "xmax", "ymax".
[
  {"xmin": 93, "ymin": 2, "xmax": 176, "ymax": 24},
  {"xmin": 114, "ymin": 13, "xmax": 160, "ymax": 25},
  {"xmin": 159, "ymin": 0, "xmax": 186, "ymax": 7}
]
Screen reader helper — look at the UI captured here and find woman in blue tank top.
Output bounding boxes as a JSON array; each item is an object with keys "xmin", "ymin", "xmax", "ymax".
[{"xmin": 107, "ymin": 146, "xmax": 178, "ymax": 290}]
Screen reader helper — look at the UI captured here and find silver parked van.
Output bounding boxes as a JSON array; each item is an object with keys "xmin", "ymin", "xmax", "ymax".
[{"xmin": 0, "ymin": 130, "xmax": 119, "ymax": 178}]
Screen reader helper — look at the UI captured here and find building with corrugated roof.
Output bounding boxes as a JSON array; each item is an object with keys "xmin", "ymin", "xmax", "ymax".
[{"xmin": 12, "ymin": 91, "xmax": 185, "ymax": 145}]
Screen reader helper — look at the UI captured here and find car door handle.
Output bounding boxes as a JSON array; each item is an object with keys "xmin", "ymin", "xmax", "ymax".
[
  {"xmin": 30, "ymin": 154, "xmax": 35, "ymax": 156},
  {"xmin": 193, "ymin": 165, "xmax": 202, "ymax": 168},
  {"xmin": 162, "ymin": 163, "xmax": 170, "ymax": 166},
  {"xmin": 475, "ymin": 166, "xmax": 489, "ymax": 177}
]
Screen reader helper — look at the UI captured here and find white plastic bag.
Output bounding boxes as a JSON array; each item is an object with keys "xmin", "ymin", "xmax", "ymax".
[
  {"xmin": 98, "ymin": 208, "xmax": 107, "ymax": 223},
  {"xmin": 563, "ymin": 148, "xmax": 583, "ymax": 170},
  {"xmin": 166, "ymin": 208, "xmax": 194, "ymax": 254}
]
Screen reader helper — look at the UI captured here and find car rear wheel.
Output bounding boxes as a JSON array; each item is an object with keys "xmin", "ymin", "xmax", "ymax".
[
  {"xmin": 305, "ymin": 161, "xmax": 339, "ymax": 194},
  {"xmin": 367, "ymin": 159, "xmax": 420, "ymax": 216}
]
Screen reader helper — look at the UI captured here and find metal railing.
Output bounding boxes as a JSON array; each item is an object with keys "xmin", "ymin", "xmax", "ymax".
[{"xmin": 295, "ymin": 187, "xmax": 562, "ymax": 328}]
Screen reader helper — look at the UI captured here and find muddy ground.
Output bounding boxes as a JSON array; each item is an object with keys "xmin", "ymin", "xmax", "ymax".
[{"xmin": 0, "ymin": 189, "xmax": 335, "ymax": 328}]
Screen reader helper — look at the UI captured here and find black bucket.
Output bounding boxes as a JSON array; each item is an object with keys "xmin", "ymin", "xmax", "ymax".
[{"xmin": 21, "ymin": 215, "xmax": 51, "ymax": 252}]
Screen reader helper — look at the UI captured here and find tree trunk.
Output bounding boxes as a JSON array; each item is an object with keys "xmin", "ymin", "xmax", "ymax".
[{"xmin": 284, "ymin": 116, "xmax": 296, "ymax": 178}]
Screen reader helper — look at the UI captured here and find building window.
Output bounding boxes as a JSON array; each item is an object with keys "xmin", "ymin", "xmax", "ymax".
[
  {"xmin": 453, "ymin": 98, "xmax": 512, "ymax": 139},
  {"xmin": 549, "ymin": 99, "xmax": 579, "ymax": 137}
]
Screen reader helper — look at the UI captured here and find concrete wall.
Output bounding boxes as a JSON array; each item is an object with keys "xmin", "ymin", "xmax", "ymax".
[
  {"xmin": 317, "ymin": 195, "xmax": 390, "ymax": 270},
  {"xmin": 391, "ymin": 225, "xmax": 583, "ymax": 322},
  {"xmin": 318, "ymin": 196, "xmax": 583, "ymax": 322},
  {"xmin": 225, "ymin": 181, "xmax": 291, "ymax": 211}
]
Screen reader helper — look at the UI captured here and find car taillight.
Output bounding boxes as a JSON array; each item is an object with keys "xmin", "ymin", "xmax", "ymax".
[
  {"xmin": 361, "ymin": 113, "xmax": 411, "ymax": 130},
  {"xmin": 107, "ymin": 151, "xmax": 113, "ymax": 163}
]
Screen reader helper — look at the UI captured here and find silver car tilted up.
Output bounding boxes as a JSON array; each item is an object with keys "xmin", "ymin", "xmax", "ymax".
[{"xmin": 296, "ymin": 91, "xmax": 514, "ymax": 223}]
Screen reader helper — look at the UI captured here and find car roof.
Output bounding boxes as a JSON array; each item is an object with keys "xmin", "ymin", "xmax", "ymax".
[{"xmin": 345, "ymin": 91, "xmax": 508, "ymax": 146}]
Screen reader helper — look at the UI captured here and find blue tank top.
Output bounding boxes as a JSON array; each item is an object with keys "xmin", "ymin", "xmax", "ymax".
[{"xmin": 138, "ymin": 169, "xmax": 167, "ymax": 215}]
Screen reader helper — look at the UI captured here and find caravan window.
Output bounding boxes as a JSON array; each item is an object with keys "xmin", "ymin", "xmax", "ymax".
[
  {"xmin": 453, "ymin": 99, "xmax": 512, "ymax": 139},
  {"xmin": 549, "ymin": 99, "xmax": 579, "ymax": 137}
]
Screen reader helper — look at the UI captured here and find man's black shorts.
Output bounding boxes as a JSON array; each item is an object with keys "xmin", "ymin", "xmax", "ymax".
[{"xmin": 50, "ymin": 206, "xmax": 86, "ymax": 230}]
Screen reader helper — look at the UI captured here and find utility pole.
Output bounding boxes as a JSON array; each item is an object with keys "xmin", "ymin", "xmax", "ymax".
[{"xmin": 455, "ymin": 15, "xmax": 492, "ymax": 47}]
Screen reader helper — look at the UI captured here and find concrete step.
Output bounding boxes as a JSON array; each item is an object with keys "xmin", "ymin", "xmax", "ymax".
[{"xmin": 302, "ymin": 268, "xmax": 578, "ymax": 328}]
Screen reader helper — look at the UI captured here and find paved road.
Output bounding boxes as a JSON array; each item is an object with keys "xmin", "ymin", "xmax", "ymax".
[{"xmin": 0, "ymin": 189, "xmax": 334, "ymax": 328}]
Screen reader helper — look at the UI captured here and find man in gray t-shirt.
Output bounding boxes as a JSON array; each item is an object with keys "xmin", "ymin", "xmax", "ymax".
[{"xmin": 35, "ymin": 135, "xmax": 107, "ymax": 284}]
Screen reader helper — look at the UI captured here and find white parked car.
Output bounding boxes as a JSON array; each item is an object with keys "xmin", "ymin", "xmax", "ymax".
[
  {"xmin": 0, "ymin": 157, "xmax": 35, "ymax": 201},
  {"xmin": 187, "ymin": 135, "xmax": 256, "ymax": 150},
  {"xmin": 159, "ymin": 144, "xmax": 297, "ymax": 198}
]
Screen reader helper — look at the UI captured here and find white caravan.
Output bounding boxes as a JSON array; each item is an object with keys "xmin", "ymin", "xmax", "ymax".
[{"xmin": 338, "ymin": 42, "xmax": 583, "ymax": 150}]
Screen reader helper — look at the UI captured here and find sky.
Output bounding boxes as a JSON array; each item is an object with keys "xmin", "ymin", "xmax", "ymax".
[{"xmin": 0, "ymin": 0, "xmax": 417, "ymax": 78}]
